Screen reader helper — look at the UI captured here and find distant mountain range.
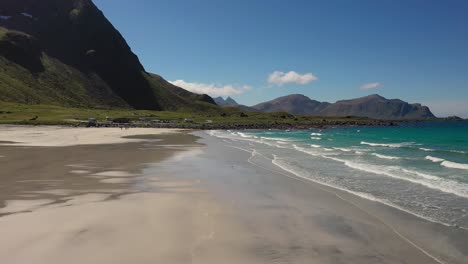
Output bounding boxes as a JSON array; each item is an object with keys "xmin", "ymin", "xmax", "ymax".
[
  {"xmin": 251, "ymin": 94, "xmax": 435, "ymax": 119},
  {"xmin": 0, "ymin": 0, "xmax": 216, "ymax": 110},
  {"xmin": 214, "ymin": 96, "xmax": 260, "ymax": 112},
  {"xmin": 213, "ymin": 97, "xmax": 239, "ymax": 107}
]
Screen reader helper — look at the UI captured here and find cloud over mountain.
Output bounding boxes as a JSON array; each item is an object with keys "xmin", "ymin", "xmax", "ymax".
[
  {"xmin": 169, "ymin": 80, "xmax": 251, "ymax": 97},
  {"xmin": 268, "ymin": 71, "xmax": 318, "ymax": 86},
  {"xmin": 360, "ymin": 82, "xmax": 381, "ymax": 90}
]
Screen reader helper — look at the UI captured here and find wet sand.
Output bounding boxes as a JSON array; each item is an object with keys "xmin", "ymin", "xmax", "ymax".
[{"xmin": 0, "ymin": 126, "xmax": 466, "ymax": 263}]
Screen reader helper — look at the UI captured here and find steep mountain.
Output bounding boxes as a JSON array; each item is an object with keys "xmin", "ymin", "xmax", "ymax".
[
  {"xmin": 252, "ymin": 94, "xmax": 330, "ymax": 115},
  {"xmin": 214, "ymin": 96, "xmax": 239, "ymax": 107},
  {"xmin": 0, "ymin": 0, "xmax": 216, "ymax": 110},
  {"xmin": 252, "ymin": 94, "xmax": 435, "ymax": 119}
]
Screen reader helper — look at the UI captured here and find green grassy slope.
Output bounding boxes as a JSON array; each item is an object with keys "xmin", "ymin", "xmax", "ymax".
[
  {"xmin": 0, "ymin": 101, "xmax": 379, "ymax": 127},
  {"xmin": 0, "ymin": 0, "xmax": 217, "ymax": 112}
]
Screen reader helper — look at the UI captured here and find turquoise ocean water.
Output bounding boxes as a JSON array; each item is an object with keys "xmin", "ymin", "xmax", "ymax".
[{"xmin": 208, "ymin": 121, "xmax": 468, "ymax": 229}]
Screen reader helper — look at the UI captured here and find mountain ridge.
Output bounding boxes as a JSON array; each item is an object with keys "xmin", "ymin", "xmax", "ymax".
[
  {"xmin": 214, "ymin": 96, "xmax": 239, "ymax": 107},
  {"xmin": 252, "ymin": 94, "xmax": 435, "ymax": 119},
  {"xmin": 0, "ymin": 0, "xmax": 216, "ymax": 111},
  {"xmin": 214, "ymin": 96, "xmax": 260, "ymax": 112}
]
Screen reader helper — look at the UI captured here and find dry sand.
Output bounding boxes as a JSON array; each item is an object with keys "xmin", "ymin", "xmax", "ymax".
[{"xmin": 0, "ymin": 125, "xmax": 180, "ymax": 146}]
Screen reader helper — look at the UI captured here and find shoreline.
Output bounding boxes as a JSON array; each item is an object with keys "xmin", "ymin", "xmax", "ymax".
[
  {"xmin": 157, "ymin": 131, "xmax": 468, "ymax": 263},
  {"xmin": 0, "ymin": 127, "xmax": 466, "ymax": 263},
  {"xmin": 1, "ymin": 119, "xmax": 402, "ymax": 130}
]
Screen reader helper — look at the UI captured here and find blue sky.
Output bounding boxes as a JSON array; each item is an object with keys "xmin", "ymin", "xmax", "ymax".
[{"xmin": 94, "ymin": 0, "xmax": 468, "ymax": 117}]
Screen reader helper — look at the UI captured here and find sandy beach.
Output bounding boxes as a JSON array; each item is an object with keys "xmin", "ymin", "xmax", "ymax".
[
  {"xmin": 0, "ymin": 125, "xmax": 181, "ymax": 146},
  {"xmin": 0, "ymin": 126, "xmax": 466, "ymax": 264}
]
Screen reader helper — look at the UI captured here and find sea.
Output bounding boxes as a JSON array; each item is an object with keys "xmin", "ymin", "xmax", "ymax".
[{"xmin": 207, "ymin": 121, "xmax": 468, "ymax": 230}]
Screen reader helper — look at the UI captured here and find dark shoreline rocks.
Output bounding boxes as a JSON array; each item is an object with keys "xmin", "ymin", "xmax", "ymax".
[{"xmin": 76, "ymin": 120, "xmax": 399, "ymax": 130}]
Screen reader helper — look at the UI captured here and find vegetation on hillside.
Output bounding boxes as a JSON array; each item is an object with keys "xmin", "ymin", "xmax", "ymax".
[
  {"xmin": 0, "ymin": 101, "xmax": 382, "ymax": 127},
  {"xmin": 0, "ymin": 0, "xmax": 216, "ymax": 111}
]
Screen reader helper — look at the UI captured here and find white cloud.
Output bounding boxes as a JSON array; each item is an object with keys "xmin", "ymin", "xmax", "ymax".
[
  {"xmin": 360, "ymin": 82, "xmax": 381, "ymax": 90},
  {"xmin": 268, "ymin": 71, "xmax": 318, "ymax": 86},
  {"xmin": 169, "ymin": 80, "xmax": 251, "ymax": 97}
]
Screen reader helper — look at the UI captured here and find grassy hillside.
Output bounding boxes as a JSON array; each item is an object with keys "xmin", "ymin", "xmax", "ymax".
[
  {"xmin": 0, "ymin": 101, "xmax": 379, "ymax": 127},
  {"xmin": 0, "ymin": 0, "xmax": 217, "ymax": 111}
]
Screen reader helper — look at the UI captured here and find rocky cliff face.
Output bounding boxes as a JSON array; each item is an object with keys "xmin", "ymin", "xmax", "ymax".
[
  {"xmin": 252, "ymin": 94, "xmax": 435, "ymax": 119},
  {"xmin": 0, "ymin": 0, "xmax": 216, "ymax": 110}
]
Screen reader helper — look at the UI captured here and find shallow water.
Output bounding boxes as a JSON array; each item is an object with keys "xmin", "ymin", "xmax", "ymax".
[{"xmin": 207, "ymin": 121, "xmax": 468, "ymax": 229}]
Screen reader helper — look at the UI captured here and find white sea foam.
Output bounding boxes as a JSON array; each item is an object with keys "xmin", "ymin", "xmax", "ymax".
[
  {"xmin": 260, "ymin": 137, "xmax": 297, "ymax": 142},
  {"xmin": 400, "ymin": 169, "xmax": 440, "ymax": 181},
  {"xmin": 310, "ymin": 133, "xmax": 322, "ymax": 136},
  {"xmin": 333, "ymin": 147, "xmax": 353, "ymax": 152},
  {"xmin": 372, "ymin": 153, "xmax": 401, "ymax": 160},
  {"xmin": 323, "ymin": 156, "xmax": 468, "ymax": 198},
  {"xmin": 271, "ymin": 156, "xmax": 455, "ymax": 229},
  {"xmin": 441, "ymin": 161, "xmax": 468, "ymax": 170},
  {"xmin": 310, "ymin": 137, "xmax": 321, "ymax": 140},
  {"xmin": 237, "ymin": 132, "xmax": 257, "ymax": 138},
  {"xmin": 293, "ymin": 145, "xmax": 321, "ymax": 156},
  {"xmin": 420, "ymin": 148, "xmax": 435, "ymax": 152},
  {"xmin": 361, "ymin": 141, "xmax": 413, "ymax": 148},
  {"xmin": 293, "ymin": 143, "xmax": 467, "ymax": 197},
  {"xmin": 294, "ymin": 145, "xmax": 341, "ymax": 157},
  {"xmin": 425, "ymin": 156, "xmax": 445, "ymax": 163}
]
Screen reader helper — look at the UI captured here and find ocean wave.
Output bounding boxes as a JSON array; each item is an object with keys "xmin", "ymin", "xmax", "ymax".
[
  {"xmin": 400, "ymin": 169, "xmax": 440, "ymax": 181},
  {"xmin": 271, "ymin": 156, "xmax": 457, "ymax": 229},
  {"xmin": 260, "ymin": 136, "xmax": 297, "ymax": 142},
  {"xmin": 419, "ymin": 147, "xmax": 468, "ymax": 156},
  {"xmin": 237, "ymin": 132, "xmax": 258, "ymax": 139},
  {"xmin": 323, "ymin": 156, "xmax": 468, "ymax": 198},
  {"xmin": 310, "ymin": 137, "xmax": 322, "ymax": 140},
  {"xmin": 441, "ymin": 161, "xmax": 468, "ymax": 170},
  {"xmin": 425, "ymin": 156, "xmax": 445, "ymax": 163},
  {"xmin": 333, "ymin": 147, "xmax": 353, "ymax": 152},
  {"xmin": 424, "ymin": 156, "xmax": 468, "ymax": 170},
  {"xmin": 310, "ymin": 144, "xmax": 321, "ymax": 148},
  {"xmin": 293, "ymin": 145, "xmax": 321, "ymax": 156},
  {"xmin": 311, "ymin": 133, "xmax": 323, "ymax": 136},
  {"xmin": 361, "ymin": 141, "xmax": 414, "ymax": 148},
  {"xmin": 420, "ymin": 148, "xmax": 435, "ymax": 152},
  {"xmin": 372, "ymin": 153, "xmax": 401, "ymax": 160}
]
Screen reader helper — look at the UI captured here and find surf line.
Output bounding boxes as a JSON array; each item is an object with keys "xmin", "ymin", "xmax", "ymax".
[{"xmin": 241, "ymin": 149, "xmax": 446, "ymax": 264}]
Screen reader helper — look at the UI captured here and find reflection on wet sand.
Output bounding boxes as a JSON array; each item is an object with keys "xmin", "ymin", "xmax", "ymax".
[{"xmin": 0, "ymin": 133, "xmax": 201, "ymax": 218}]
